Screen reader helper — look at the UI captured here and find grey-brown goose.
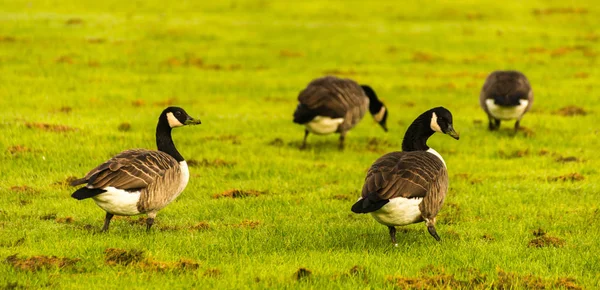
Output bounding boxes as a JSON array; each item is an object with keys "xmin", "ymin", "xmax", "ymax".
[
  {"xmin": 480, "ymin": 70, "xmax": 533, "ymax": 132},
  {"xmin": 351, "ymin": 107, "xmax": 459, "ymax": 246},
  {"xmin": 293, "ymin": 75, "xmax": 388, "ymax": 149},
  {"xmin": 70, "ymin": 107, "xmax": 201, "ymax": 232}
]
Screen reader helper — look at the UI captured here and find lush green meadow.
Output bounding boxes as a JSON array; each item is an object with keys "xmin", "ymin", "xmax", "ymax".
[{"xmin": 1, "ymin": 0, "xmax": 599, "ymax": 288}]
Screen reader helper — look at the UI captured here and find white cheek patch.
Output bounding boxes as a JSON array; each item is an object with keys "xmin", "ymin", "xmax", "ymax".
[
  {"xmin": 373, "ymin": 106, "xmax": 386, "ymax": 123},
  {"xmin": 166, "ymin": 112, "xmax": 184, "ymax": 127},
  {"xmin": 430, "ymin": 112, "xmax": 442, "ymax": 133}
]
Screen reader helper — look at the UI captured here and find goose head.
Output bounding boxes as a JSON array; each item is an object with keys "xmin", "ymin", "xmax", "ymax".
[
  {"xmin": 429, "ymin": 107, "xmax": 459, "ymax": 140},
  {"xmin": 362, "ymin": 85, "xmax": 388, "ymax": 132},
  {"xmin": 162, "ymin": 107, "xmax": 202, "ymax": 128}
]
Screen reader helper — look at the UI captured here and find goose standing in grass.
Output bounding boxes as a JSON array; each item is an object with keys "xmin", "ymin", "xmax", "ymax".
[
  {"xmin": 351, "ymin": 107, "xmax": 459, "ymax": 246},
  {"xmin": 480, "ymin": 70, "xmax": 533, "ymax": 132},
  {"xmin": 293, "ymin": 76, "xmax": 388, "ymax": 149},
  {"xmin": 70, "ymin": 107, "xmax": 201, "ymax": 232}
]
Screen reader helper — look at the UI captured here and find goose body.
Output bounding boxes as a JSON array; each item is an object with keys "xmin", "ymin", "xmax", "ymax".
[
  {"xmin": 480, "ymin": 70, "xmax": 533, "ymax": 131},
  {"xmin": 293, "ymin": 76, "xmax": 388, "ymax": 149},
  {"xmin": 351, "ymin": 107, "xmax": 459, "ymax": 245},
  {"xmin": 70, "ymin": 107, "xmax": 201, "ymax": 232}
]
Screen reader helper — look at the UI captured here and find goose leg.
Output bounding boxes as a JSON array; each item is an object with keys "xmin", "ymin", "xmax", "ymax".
[
  {"xmin": 488, "ymin": 116, "xmax": 500, "ymax": 131},
  {"xmin": 146, "ymin": 212, "xmax": 156, "ymax": 232},
  {"xmin": 300, "ymin": 129, "xmax": 309, "ymax": 150},
  {"xmin": 388, "ymin": 226, "xmax": 398, "ymax": 247},
  {"xmin": 101, "ymin": 212, "xmax": 114, "ymax": 232},
  {"xmin": 514, "ymin": 119, "xmax": 521, "ymax": 133},
  {"xmin": 338, "ymin": 132, "xmax": 346, "ymax": 150}
]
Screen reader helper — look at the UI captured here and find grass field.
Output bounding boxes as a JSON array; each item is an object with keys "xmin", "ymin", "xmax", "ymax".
[{"xmin": 1, "ymin": 0, "xmax": 599, "ymax": 288}]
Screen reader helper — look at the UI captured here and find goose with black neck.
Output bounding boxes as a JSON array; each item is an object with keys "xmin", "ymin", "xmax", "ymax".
[
  {"xmin": 293, "ymin": 75, "xmax": 388, "ymax": 150},
  {"xmin": 70, "ymin": 107, "xmax": 201, "ymax": 232},
  {"xmin": 351, "ymin": 107, "xmax": 459, "ymax": 246}
]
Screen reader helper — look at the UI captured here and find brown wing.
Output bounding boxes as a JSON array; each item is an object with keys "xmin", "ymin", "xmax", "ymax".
[
  {"xmin": 297, "ymin": 76, "xmax": 366, "ymax": 119},
  {"xmin": 419, "ymin": 165, "xmax": 448, "ymax": 220},
  {"xmin": 71, "ymin": 149, "xmax": 179, "ymax": 191},
  {"xmin": 361, "ymin": 151, "xmax": 446, "ymax": 201}
]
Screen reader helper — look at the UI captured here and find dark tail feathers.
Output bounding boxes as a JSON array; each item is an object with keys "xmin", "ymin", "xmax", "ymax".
[
  {"xmin": 293, "ymin": 103, "xmax": 317, "ymax": 124},
  {"xmin": 493, "ymin": 94, "xmax": 522, "ymax": 106},
  {"xmin": 71, "ymin": 187, "xmax": 105, "ymax": 200},
  {"xmin": 351, "ymin": 198, "xmax": 389, "ymax": 213}
]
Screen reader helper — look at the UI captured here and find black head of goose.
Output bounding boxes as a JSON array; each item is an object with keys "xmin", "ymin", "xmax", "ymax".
[
  {"xmin": 70, "ymin": 107, "xmax": 201, "ymax": 232},
  {"xmin": 292, "ymin": 75, "xmax": 388, "ymax": 150},
  {"xmin": 479, "ymin": 70, "xmax": 533, "ymax": 132},
  {"xmin": 351, "ymin": 107, "xmax": 459, "ymax": 246}
]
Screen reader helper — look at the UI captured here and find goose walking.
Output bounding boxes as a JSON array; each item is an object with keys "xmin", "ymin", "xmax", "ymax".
[
  {"xmin": 480, "ymin": 70, "xmax": 533, "ymax": 132},
  {"xmin": 351, "ymin": 107, "xmax": 459, "ymax": 246},
  {"xmin": 70, "ymin": 107, "xmax": 201, "ymax": 232},
  {"xmin": 293, "ymin": 76, "xmax": 388, "ymax": 149}
]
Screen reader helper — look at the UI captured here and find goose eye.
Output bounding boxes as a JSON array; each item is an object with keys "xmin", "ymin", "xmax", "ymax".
[{"xmin": 175, "ymin": 111, "xmax": 182, "ymax": 116}]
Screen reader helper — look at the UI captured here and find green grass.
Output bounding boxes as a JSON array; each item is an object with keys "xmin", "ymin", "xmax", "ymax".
[{"xmin": 1, "ymin": 0, "xmax": 599, "ymax": 288}]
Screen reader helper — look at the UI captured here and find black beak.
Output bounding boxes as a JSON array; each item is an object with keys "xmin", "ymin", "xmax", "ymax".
[
  {"xmin": 445, "ymin": 124, "xmax": 459, "ymax": 140},
  {"xmin": 184, "ymin": 116, "xmax": 202, "ymax": 125},
  {"xmin": 379, "ymin": 123, "xmax": 388, "ymax": 132}
]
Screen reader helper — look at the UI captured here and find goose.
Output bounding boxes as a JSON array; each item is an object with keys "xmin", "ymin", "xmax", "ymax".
[
  {"xmin": 70, "ymin": 107, "xmax": 201, "ymax": 232},
  {"xmin": 351, "ymin": 107, "xmax": 459, "ymax": 246},
  {"xmin": 480, "ymin": 70, "xmax": 533, "ymax": 132},
  {"xmin": 293, "ymin": 76, "xmax": 388, "ymax": 149}
]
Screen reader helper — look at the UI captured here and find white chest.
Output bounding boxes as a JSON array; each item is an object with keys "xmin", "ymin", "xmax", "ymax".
[
  {"xmin": 305, "ymin": 116, "xmax": 344, "ymax": 135},
  {"xmin": 486, "ymin": 99, "xmax": 529, "ymax": 120},
  {"xmin": 93, "ymin": 187, "xmax": 141, "ymax": 216},
  {"xmin": 426, "ymin": 148, "xmax": 446, "ymax": 168},
  {"xmin": 176, "ymin": 161, "xmax": 190, "ymax": 196},
  {"xmin": 370, "ymin": 197, "xmax": 423, "ymax": 226}
]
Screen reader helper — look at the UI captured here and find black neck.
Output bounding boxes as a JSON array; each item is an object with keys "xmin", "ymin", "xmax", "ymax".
[
  {"xmin": 156, "ymin": 115, "xmax": 184, "ymax": 162},
  {"xmin": 401, "ymin": 111, "xmax": 435, "ymax": 152},
  {"xmin": 361, "ymin": 85, "xmax": 383, "ymax": 114}
]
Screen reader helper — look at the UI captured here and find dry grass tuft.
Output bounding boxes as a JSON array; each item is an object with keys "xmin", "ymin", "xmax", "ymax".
[
  {"xmin": 104, "ymin": 248, "xmax": 144, "ymax": 266},
  {"xmin": 25, "ymin": 122, "xmax": 76, "ymax": 132},
  {"xmin": 554, "ymin": 106, "xmax": 587, "ymax": 116},
  {"xmin": 117, "ymin": 122, "xmax": 131, "ymax": 132},
  {"xmin": 212, "ymin": 189, "xmax": 264, "ymax": 199},
  {"xmin": 548, "ymin": 173, "xmax": 584, "ymax": 182},
  {"xmin": 5, "ymin": 254, "xmax": 80, "ymax": 271},
  {"xmin": 529, "ymin": 236, "xmax": 566, "ymax": 248},
  {"xmin": 187, "ymin": 158, "xmax": 236, "ymax": 168},
  {"xmin": 231, "ymin": 220, "xmax": 261, "ymax": 229},
  {"xmin": 191, "ymin": 222, "xmax": 210, "ymax": 231},
  {"xmin": 498, "ymin": 149, "xmax": 529, "ymax": 159}
]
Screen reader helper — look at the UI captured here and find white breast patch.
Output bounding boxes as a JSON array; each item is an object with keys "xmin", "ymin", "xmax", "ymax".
[
  {"xmin": 426, "ymin": 148, "xmax": 446, "ymax": 168},
  {"xmin": 370, "ymin": 197, "xmax": 423, "ymax": 226},
  {"xmin": 305, "ymin": 116, "xmax": 344, "ymax": 135},
  {"xmin": 175, "ymin": 161, "xmax": 190, "ymax": 198},
  {"xmin": 93, "ymin": 187, "xmax": 141, "ymax": 216},
  {"xmin": 486, "ymin": 99, "xmax": 529, "ymax": 120}
]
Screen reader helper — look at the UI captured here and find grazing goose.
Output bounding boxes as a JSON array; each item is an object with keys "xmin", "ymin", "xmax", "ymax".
[
  {"xmin": 293, "ymin": 76, "xmax": 388, "ymax": 149},
  {"xmin": 70, "ymin": 107, "xmax": 201, "ymax": 232},
  {"xmin": 351, "ymin": 107, "xmax": 459, "ymax": 246},
  {"xmin": 480, "ymin": 70, "xmax": 533, "ymax": 132}
]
